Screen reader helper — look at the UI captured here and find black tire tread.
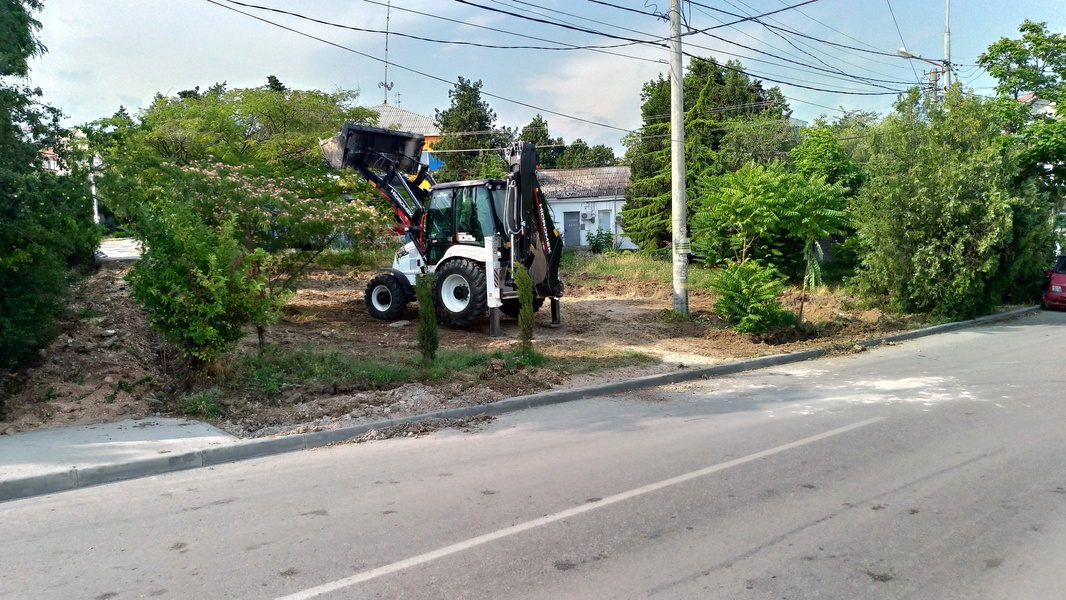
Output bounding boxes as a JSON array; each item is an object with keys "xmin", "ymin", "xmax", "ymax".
[
  {"xmin": 364, "ymin": 274, "xmax": 408, "ymax": 320},
  {"xmin": 433, "ymin": 259, "xmax": 488, "ymax": 326}
]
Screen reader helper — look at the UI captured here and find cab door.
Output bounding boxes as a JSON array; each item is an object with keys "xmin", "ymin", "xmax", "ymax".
[{"xmin": 424, "ymin": 188, "xmax": 453, "ymax": 265}]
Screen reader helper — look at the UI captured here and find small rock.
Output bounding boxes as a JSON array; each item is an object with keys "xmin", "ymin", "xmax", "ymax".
[
  {"xmin": 37, "ymin": 348, "xmax": 48, "ymax": 359},
  {"xmin": 320, "ymin": 330, "xmax": 333, "ymax": 338},
  {"xmin": 100, "ymin": 330, "xmax": 117, "ymax": 338},
  {"xmin": 390, "ymin": 320, "xmax": 412, "ymax": 328},
  {"xmin": 104, "ymin": 376, "xmax": 114, "ymax": 384}
]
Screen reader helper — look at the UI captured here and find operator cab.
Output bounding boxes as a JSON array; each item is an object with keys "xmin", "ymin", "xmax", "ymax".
[{"xmin": 422, "ymin": 180, "xmax": 509, "ymax": 265}]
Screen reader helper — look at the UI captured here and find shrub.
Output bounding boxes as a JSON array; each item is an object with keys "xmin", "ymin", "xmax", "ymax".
[
  {"xmin": 127, "ymin": 203, "xmax": 281, "ymax": 367},
  {"xmin": 585, "ymin": 229, "xmax": 615, "ymax": 254},
  {"xmin": 513, "ymin": 263, "xmax": 535, "ymax": 354},
  {"xmin": 708, "ymin": 261, "xmax": 796, "ymax": 333},
  {"xmin": 416, "ymin": 274, "xmax": 438, "ymax": 366}
]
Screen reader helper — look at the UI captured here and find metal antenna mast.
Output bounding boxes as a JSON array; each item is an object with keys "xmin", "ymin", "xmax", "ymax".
[
  {"xmin": 944, "ymin": 0, "xmax": 951, "ymax": 87},
  {"xmin": 378, "ymin": 0, "xmax": 394, "ymax": 104}
]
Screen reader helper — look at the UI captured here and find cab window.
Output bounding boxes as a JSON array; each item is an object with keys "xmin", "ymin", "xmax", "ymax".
[{"xmin": 426, "ymin": 189, "xmax": 452, "ymax": 241}]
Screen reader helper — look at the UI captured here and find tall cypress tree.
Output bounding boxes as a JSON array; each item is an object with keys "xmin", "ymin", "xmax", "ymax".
[{"xmin": 621, "ymin": 58, "xmax": 790, "ymax": 252}]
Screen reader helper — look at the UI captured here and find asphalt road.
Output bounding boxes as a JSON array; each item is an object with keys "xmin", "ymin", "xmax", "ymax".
[{"xmin": 3, "ymin": 310, "xmax": 1065, "ymax": 599}]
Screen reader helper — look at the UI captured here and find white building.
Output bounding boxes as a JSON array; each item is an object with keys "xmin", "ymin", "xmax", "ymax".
[{"xmin": 537, "ymin": 166, "xmax": 637, "ymax": 250}]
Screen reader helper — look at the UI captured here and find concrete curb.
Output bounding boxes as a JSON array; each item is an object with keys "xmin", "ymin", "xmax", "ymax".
[{"xmin": 0, "ymin": 306, "xmax": 1039, "ymax": 502}]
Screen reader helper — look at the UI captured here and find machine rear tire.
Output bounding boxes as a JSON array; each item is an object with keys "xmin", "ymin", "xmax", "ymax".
[
  {"xmin": 365, "ymin": 274, "xmax": 408, "ymax": 320},
  {"xmin": 500, "ymin": 297, "xmax": 545, "ymax": 319},
  {"xmin": 433, "ymin": 259, "xmax": 488, "ymax": 326}
]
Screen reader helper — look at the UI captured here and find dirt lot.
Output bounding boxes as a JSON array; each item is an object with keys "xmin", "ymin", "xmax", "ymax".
[{"xmin": 0, "ymin": 260, "xmax": 917, "ymax": 438}]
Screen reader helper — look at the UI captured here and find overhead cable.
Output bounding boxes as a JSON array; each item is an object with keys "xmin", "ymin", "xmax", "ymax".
[{"xmin": 205, "ymin": 0, "xmax": 638, "ymax": 134}]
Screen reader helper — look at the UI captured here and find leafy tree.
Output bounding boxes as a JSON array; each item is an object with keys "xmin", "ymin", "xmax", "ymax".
[
  {"xmin": 691, "ymin": 162, "xmax": 793, "ymax": 266},
  {"xmin": 978, "ymin": 20, "xmax": 1066, "ymax": 102},
  {"xmin": 433, "ymin": 77, "xmax": 512, "ymax": 181},
  {"xmin": 690, "ymin": 161, "xmax": 848, "ymax": 313},
  {"xmin": 790, "ymin": 126, "xmax": 864, "ymax": 194},
  {"xmin": 789, "ymin": 124, "xmax": 866, "ymax": 275},
  {"xmin": 785, "ymin": 174, "xmax": 848, "ymax": 321},
  {"xmin": 622, "ymin": 58, "xmax": 791, "ymax": 251},
  {"xmin": 126, "ymin": 201, "xmax": 276, "ymax": 367},
  {"xmin": 718, "ymin": 114, "xmax": 797, "ymax": 171},
  {"xmin": 851, "ymin": 88, "xmax": 1052, "ymax": 320},
  {"xmin": 978, "ymin": 20, "xmax": 1066, "ymax": 201},
  {"xmin": 88, "ymin": 82, "xmax": 386, "ymax": 364},
  {"xmin": 557, "ymin": 139, "xmax": 616, "ymax": 168},
  {"xmin": 518, "ymin": 114, "xmax": 563, "ymax": 168},
  {"xmin": 1, "ymin": 0, "xmax": 99, "ymax": 372}
]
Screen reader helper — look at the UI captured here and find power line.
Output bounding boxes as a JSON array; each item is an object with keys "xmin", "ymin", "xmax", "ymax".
[
  {"xmin": 496, "ymin": 0, "xmax": 663, "ymax": 41},
  {"xmin": 580, "ymin": 0, "xmax": 666, "ymax": 20},
  {"xmin": 715, "ymin": 0, "xmax": 908, "ymax": 79},
  {"xmin": 223, "ymin": 0, "xmax": 657, "ymax": 56},
  {"xmin": 204, "ymin": 0, "xmax": 638, "ymax": 134},
  {"xmin": 450, "ymin": 0, "xmax": 667, "ymax": 47},
  {"xmin": 883, "ymin": 0, "xmax": 922, "ymax": 85},
  {"xmin": 455, "ymin": 0, "xmax": 911, "ymax": 93},
  {"xmin": 682, "ymin": 0, "xmax": 824, "ymax": 36}
]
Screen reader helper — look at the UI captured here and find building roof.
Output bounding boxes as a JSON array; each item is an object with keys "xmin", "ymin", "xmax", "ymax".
[
  {"xmin": 538, "ymin": 166, "xmax": 631, "ymax": 199},
  {"xmin": 370, "ymin": 104, "xmax": 440, "ymax": 137},
  {"xmin": 1017, "ymin": 92, "xmax": 1056, "ymax": 117}
]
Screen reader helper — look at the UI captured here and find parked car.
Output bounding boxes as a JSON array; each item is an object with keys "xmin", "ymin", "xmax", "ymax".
[{"xmin": 1043, "ymin": 255, "xmax": 1066, "ymax": 309}]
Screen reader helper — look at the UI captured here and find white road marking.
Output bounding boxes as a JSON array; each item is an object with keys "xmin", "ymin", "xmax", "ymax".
[{"xmin": 276, "ymin": 416, "xmax": 886, "ymax": 600}]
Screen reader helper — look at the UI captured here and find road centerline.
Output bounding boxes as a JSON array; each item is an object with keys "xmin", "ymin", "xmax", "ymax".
[{"xmin": 276, "ymin": 416, "xmax": 886, "ymax": 600}]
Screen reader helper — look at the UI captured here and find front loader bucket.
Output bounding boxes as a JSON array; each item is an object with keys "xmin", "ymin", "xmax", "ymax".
[{"xmin": 337, "ymin": 124, "xmax": 425, "ymax": 175}]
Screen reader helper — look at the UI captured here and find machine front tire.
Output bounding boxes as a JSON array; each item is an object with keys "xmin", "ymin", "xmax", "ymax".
[
  {"xmin": 365, "ymin": 274, "xmax": 408, "ymax": 320},
  {"xmin": 433, "ymin": 259, "xmax": 488, "ymax": 326}
]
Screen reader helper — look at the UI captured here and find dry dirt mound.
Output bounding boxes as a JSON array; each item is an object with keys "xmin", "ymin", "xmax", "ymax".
[
  {"xmin": 1, "ymin": 262, "xmax": 165, "ymax": 434},
  {"xmin": 1, "ymin": 262, "xmax": 915, "ymax": 438}
]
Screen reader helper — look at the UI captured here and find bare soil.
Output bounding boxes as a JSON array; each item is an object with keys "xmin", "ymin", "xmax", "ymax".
[{"xmin": 0, "ymin": 261, "xmax": 919, "ymax": 438}]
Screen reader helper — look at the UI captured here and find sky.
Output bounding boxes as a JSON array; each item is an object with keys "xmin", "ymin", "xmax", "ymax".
[{"xmin": 26, "ymin": 0, "xmax": 1066, "ymax": 154}]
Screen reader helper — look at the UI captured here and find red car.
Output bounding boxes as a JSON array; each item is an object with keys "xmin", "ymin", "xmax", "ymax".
[{"xmin": 1043, "ymin": 255, "xmax": 1066, "ymax": 309}]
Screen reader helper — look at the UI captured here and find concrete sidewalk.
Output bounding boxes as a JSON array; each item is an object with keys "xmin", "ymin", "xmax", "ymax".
[
  {"xmin": 96, "ymin": 237, "xmax": 141, "ymax": 262},
  {"xmin": 0, "ymin": 306, "xmax": 1040, "ymax": 503}
]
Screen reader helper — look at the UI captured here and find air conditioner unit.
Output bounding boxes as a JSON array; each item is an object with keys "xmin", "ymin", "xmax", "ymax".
[
  {"xmin": 580, "ymin": 212, "xmax": 589, "ymax": 220},
  {"xmin": 615, "ymin": 214, "xmax": 621, "ymax": 223}
]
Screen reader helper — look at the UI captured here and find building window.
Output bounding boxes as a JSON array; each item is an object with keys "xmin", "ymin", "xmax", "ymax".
[{"xmin": 597, "ymin": 209, "xmax": 612, "ymax": 232}]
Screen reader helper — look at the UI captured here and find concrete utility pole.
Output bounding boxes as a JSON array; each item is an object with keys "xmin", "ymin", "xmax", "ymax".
[{"xmin": 669, "ymin": 0, "xmax": 689, "ymax": 317}]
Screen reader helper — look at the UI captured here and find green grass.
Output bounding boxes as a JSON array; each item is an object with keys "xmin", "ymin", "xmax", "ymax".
[
  {"xmin": 562, "ymin": 250, "xmax": 717, "ymax": 290},
  {"xmin": 180, "ymin": 390, "xmax": 223, "ymax": 417},
  {"xmin": 221, "ymin": 343, "xmax": 657, "ymax": 399},
  {"xmin": 230, "ymin": 344, "xmax": 417, "ymax": 395},
  {"xmin": 77, "ymin": 305, "xmax": 99, "ymax": 320},
  {"xmin": 542, "ymin": 349, "xmax": 660, "ymax": 375}
]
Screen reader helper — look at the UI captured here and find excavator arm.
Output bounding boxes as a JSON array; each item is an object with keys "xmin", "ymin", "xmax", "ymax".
[
  {"xmin": 505, "ymin": 141, "xmax": 564, "ymax": 297},
  {"xmin": 323, "ymin": 124, "xmax": 434, "ymax": 231}
]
